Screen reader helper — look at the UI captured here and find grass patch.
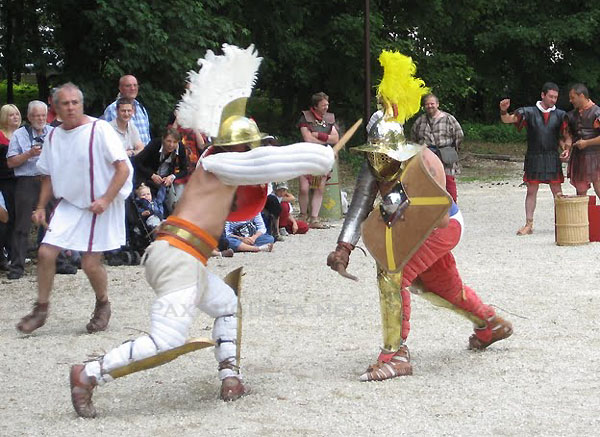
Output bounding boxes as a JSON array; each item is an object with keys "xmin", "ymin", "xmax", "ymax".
[{"xmin": 461, "ymin": 140, "xmax": 526, "ymax": 157}]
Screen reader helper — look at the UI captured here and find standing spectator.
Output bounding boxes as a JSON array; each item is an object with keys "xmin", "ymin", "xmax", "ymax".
[
  {"xmin": 297, "ymin": 92, "xmax": 339, "ymax": 229},
  {"xmin": 411, "ymin": 93, "xmax": 464, "ymax": 202},
  {"xmin": 6, "ymin": 101, "xmax": 51, "ymax": 280},
  {"xmin": 499, "ymin": 82, "xmax": 566, "ymax": 235},
  {"xmin": 0, "ymin": 104, "xmax": 21, "ymax": 269},
  {"xmin": 16, "ymin": 82, "xmax": 132, "ymax": 334},
  {"xmin": 46, "ymin": 88, "xmax": 62, "ymax": 127},
  {"xmin": 109, "ymin": 97, "xmax": 144, "ymax": 157},
  {"xmin": 563, "ymin": 83, "xmax": 600, "ymax": 198},
  {"xmin": 134, "ymin": 128, "xmax": 188, "ymax": 213},
  {"xmin": 103, "ymin": 75, "xmax": 151, "ymax": 145},
  {"xmin": 225, "ymin": 213, "xmax": 274, "ymax": 253}
]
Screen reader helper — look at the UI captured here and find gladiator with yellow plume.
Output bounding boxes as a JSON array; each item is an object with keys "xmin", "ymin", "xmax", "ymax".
[
  {"xmin": 327, "ymin": 51, "xmax": 513, "ymax": 381},
  {"xmin": 69, "ymin": 44, "xmax": 336, "ymax": 418}
]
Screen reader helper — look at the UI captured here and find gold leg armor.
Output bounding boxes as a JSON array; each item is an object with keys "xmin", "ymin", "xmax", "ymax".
[
  {"xmin": 409, "ymin": 279, "xmax": 486, "ymax": 328},
  {"xmin": 377, "ymin": 266, "xmax": 406, "ymax": 351}
]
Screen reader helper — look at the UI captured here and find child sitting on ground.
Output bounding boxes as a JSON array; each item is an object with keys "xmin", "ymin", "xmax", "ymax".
[
  {"xmin": 134, "ymin": 183, "xmax": 164, "ymax": 231},
  {"xmin": 272, "ymin": 181, "xmax": 308, "ymax": 235}
]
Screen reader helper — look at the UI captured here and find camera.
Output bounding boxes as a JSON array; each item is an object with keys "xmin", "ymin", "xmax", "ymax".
[{"xmin": 32, "ymin": 136, "xmax": 44, "ymax": 149}]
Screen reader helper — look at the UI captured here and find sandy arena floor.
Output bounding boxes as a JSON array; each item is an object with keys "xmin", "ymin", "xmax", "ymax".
[{"xmin": 2, "ymin": 166, "xmax": 599, "ymax": 436}]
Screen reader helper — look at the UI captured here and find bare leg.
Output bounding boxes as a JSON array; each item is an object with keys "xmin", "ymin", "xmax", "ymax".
[
  {"xmin": 298, "ymin": 175, "xmax": 310, "ymax": 216},
  {"xmin": 549, "ymin": 182, "xmax": 563, "ymax": 197},
  {"xmin": 575, "ymin": 181, "xmax": 589, "ymax": 196},
  {"xmin": 309, "ymin": 176, "xmax": 326, "ymax": 220},
  {"xmin": 16, "ymin": 243, "xmax": 60, "ymax": 333},
  {"xmin": 81, "ymin": 252, "xmax": 108, "ymax": 302},
  {"xmin": 524, "ymin": 182, "xmax": 539, "ymax": 222},
  {"xmin": 235, "ymin": 242, "xmax": 260, "ymax": 252},
  {"xmin": 37, "ymin": 244, "xmax": 61, "ymax": 304}
]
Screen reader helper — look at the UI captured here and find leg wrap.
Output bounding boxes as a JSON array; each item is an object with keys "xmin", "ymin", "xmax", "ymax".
[
  {"xmin": 84, "ymin": 242, "xmax": 240, "ymax": 385},
  {"xmin": 377, "ymin": 267, "xmax": 411, "ymax": 351},
  {"xmin": 201, "ymin": 271, "xmax": 240, "ymax": 380},
  {"xmin": 84, "ymin": 286, "xmax": 199, "ymax": 385},
  {"xmin": 213, "ymin": 315, "xmax": 239, "ymax": 380}
]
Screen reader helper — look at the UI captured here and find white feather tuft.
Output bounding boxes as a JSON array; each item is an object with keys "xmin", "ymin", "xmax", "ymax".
[{"xmin": 177, "ymin": 44, "xmax": 263, "ymax": 137}]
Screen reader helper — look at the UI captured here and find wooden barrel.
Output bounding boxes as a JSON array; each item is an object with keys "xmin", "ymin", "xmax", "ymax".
[{"xmin": 555, "ymin": 195, "xmax": 589, "ymax": 246}]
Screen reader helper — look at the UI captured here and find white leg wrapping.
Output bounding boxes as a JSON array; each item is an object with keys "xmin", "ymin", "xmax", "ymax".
[
  {"xmin": 84, "ymin": 244, "xmax": 241, "ymax": 384},
  {"xmin": 84, "ymin": 286, "xmax": 198, "ymax": 385},
  {"xmin": 202, "ymin": 272, "xmax": 240, "ymax": 380}
]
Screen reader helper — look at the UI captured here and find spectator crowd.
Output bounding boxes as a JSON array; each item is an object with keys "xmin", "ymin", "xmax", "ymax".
[{"xmin": 0, "ymin": 79, "xmax": 338, "ymax": 280}]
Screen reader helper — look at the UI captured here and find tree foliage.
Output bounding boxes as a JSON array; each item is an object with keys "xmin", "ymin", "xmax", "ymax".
[{"xmin": 1, "ymin": 0, "xmax": 599, "ymax": 136}]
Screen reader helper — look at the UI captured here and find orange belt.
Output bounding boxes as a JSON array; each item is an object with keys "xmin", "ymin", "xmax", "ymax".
[{"xmin": 155, "ymin": 216, "xmax": 217, "ymax": 265}]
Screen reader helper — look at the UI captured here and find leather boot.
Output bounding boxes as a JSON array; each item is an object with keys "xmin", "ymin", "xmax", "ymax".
[
  {"xmin": 16, "ymin": 302, "xmax": 49, "ymax": 334},
  {"xmin": 86, "ymin": 299, "xmax": 111, "ymax": 333}
]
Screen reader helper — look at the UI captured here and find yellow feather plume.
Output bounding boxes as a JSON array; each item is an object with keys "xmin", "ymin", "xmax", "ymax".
[{"xmin": 377, "ymin": 51, "xmax": 429, "ymax": 124}]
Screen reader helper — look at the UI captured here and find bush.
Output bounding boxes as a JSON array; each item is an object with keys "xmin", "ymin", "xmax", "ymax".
[
  {"xmin": 338, "ymin": 148, "xmax": 364, "ymax": 174},
  {"xmin": 0, "ymin": 81, "xmax": 40, "ymax": 115},
  {"xmin": 462, "ymin": 122, "xmax": 526, "ymax": 143}
]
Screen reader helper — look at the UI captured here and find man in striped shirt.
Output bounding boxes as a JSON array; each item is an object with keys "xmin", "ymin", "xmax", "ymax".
[{"xmin": 103, "ymin": 75, "xmax": 151, "ymax": 146}]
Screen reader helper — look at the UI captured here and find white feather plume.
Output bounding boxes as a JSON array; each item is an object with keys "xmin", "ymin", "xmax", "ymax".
[{"xmin": 177, "ymin": 44, "xmax": 263, "ymax": 137}]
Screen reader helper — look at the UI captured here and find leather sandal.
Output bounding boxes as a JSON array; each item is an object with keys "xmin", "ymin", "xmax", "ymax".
[
  {"xmin": 516, "ymin": 219, "xmax": 533, "ymax": 236},
  {"xmin": 70, "ymin": 364, "xmax": 97, "ymax": 418},
  {"xmin": 359, "ymin": 346, "xmax": 413, "ymax": 382},
  {"xmin": 309, "ymin": 217, "xmax": 330, "ymax": 229},
  {"xmin": 220, "ymin": 376, "xmax": 247, "ymax": 401}
]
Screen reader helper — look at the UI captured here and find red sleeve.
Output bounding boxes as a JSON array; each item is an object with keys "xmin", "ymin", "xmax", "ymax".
[{"xmin": 514, "ymin": 113, "xmax": 527, "ymax": 132}]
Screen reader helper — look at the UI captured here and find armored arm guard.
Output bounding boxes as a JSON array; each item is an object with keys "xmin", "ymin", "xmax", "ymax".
[{"xmin": 337, "ymin": 161, "xmax": 378, "ymax": 246}]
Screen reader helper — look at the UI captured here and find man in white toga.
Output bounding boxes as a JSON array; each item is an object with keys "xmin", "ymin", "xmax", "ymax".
[{"xmin": 16, "ymin": 82, "xmax": 132, "ymax": 335}]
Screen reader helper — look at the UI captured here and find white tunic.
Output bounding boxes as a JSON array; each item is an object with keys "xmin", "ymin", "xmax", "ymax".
[{"xmin": 37, "ymin": 119, "xmax": 133, "ymax": 252}]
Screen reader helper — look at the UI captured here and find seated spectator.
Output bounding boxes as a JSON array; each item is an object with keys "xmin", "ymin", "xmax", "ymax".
[
  {"xmin": 109, "ymin": 97, "xmax": 144, "ymax": 157},
  {"xmin": 134, "ymin": 183, "xmax": 164, "ymax": 231},
  {"xmin": 211, "ymin": 231, "xmax": 234, "ymax": 258},
  {"xmin": 272, "ymin": 181, "xmax": 309, "ymax": 235},
  {"xmin": 225, "ymin": 213, "xmax": 274, "ymax": 253},
  {"xmin": 262, "ymin": 182, "xmax": 283, "ymax": 241},
  {"xmin": 134, "ymin": 127, "xmax": 188, "ymax": 213}
]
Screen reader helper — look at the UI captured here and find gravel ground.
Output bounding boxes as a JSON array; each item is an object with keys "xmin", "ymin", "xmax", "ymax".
[{"xmin": 2, "ymin": 164, "xmax": 600, "ymax": 436}]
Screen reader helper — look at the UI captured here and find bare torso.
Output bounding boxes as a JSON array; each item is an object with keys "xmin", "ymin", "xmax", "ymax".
[{"xmin": 172, "ymin": 165, "xmax": 237, "ymax": 239}]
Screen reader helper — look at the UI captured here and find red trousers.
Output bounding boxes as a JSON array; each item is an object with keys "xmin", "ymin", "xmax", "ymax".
[
  {"xmin": 399, "ymin": 219, "xmax": 494, "ymax": 340},
  {"xmin": 280, "ymin": 201, "xmax": 309, "ymax": 234}
]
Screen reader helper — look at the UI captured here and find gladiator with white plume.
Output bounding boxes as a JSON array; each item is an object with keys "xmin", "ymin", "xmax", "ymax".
[
  {"xmin": 327, "ymin": 50, "xmax": 513, "ymax": 382},
  {"xmin": 69, "ymin": 44, "xmax": 337, "ymax": 418}
]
